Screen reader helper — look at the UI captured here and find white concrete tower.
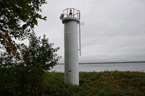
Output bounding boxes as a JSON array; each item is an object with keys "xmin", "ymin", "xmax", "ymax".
[{"xmin": 60, "ymin": 8, "xmax": 80, "ymax": 85}]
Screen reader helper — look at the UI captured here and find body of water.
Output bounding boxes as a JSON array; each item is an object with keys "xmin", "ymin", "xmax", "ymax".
[{"xmin": 49, "ymin": 63, "xmax": 145, "ymax": 72}]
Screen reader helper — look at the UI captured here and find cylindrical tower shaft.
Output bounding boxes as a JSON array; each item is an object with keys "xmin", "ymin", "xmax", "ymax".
[
  {"xmin": 64, "ymin": 20, "xmax": 79, "ymax": 85},
  {"xmin": 61, "ymin": 16, "xmax": 80, "ymax": 85}
]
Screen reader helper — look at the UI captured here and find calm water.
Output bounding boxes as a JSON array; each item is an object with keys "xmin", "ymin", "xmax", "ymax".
[{"xmin": 49, "ymin": 63, "xmax": 145, "ymax": 72}]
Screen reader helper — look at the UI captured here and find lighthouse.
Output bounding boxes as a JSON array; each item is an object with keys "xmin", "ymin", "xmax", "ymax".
[{"xmin": 60, "ymin": 8, "xmax": 81, "ymax": 85}]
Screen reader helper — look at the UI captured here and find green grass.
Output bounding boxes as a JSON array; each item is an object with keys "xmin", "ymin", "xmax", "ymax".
[{"xmin": 40, "ymin": 70, "xmax": 145, "ymax": 96}]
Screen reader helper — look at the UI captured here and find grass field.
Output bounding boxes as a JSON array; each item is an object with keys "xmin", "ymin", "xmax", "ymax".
[{"xmin": 40, "ymin": 70, "xmax": 145, "ymax": 96}]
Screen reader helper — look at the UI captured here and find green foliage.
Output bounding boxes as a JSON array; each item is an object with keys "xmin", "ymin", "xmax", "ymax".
[
  {"xmin": 19, "ymin": 32, "xmax": 60, "ymax": 72},
  {"xmin": 0, "ymin": 67, "xmax": 18, "ymax": 95},
  {"xmin": 0, "ymin": 0, "xmax": 62, "ymax": 95},
  {"xmin": 40, "ymin": 71, "xmax": 145, "ymax": 96},
  {"xmin": 0, "ymin": 0, "xmax": 47, "ymax": 56},
  {"xmin": 0, "ymin": 32, "xmax": 61, "ymax": 95},
  {"xmin": 1, "ymin": 70, "xmax": 145, "ymax": 95},
  {"xmin": 0, "ymin": 30, "xmax": 61, "ymax": 95},
  {"xmin": 14, "ymin": 32, "xmax": 60, "ymax": 95}
]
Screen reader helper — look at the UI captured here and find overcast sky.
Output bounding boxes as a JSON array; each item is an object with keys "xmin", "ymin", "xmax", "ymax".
[{"xmin": 18, "ymin": 0, "xmax": 145, "ymax": 63}]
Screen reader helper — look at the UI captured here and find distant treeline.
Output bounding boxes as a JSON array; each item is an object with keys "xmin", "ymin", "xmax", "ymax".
[{"xmin": 58, "ymin": 61, "xmax": 145, "ymax": 65}]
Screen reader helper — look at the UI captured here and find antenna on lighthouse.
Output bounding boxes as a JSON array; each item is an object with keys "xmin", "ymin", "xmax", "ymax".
[{"xmin": 60, "ymin": 8, "xmax": 81, "ymax": 85}]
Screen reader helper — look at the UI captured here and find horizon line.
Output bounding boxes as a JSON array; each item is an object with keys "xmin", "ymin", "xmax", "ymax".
[{"xmin": 58, "ymin": 61, "xmax": 145, "ymax": 64}]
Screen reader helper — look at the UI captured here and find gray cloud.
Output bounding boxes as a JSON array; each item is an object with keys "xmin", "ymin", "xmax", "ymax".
[
  {"xmin": 15, "ymin": 0, "xmax": 145, "ymax": 63},
  {"xmin": 79, "ymin": 0, "xmax": 145, "ymax": 62}
]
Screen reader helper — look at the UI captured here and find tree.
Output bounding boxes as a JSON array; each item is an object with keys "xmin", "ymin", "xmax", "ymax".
[
  {"xmin": 19, "ymin": 32, "xmax": 60, "ymax": 72},
  {"xmin": 12, "ymin": 32, "xmax": 61, "ymax": 95},
  {"xmin": 0, "ymin": 0, "xmax": 61, "ymax": 95},
  {"xmin": 0, "ymin": 0, "xmax": 47, "ymax": 77},
  {"xmin": 0, "ymin": 0, "xmax": 47, "ymax": 56},
  {"xmin": 0, "ymin": 32, "xmax": 61, "ymax": 95}
]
